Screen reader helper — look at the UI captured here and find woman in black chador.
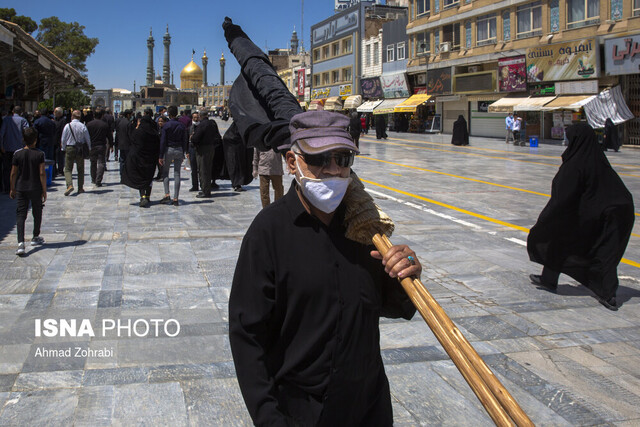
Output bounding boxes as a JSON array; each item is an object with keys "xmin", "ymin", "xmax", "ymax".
[
  {"xmin": 527, "ymin": 122, "xmax": 634, "ymax": 310},
  {"xmin": 451, "ymin": 115, "xmax": 469, "ymax": 146},
  {"xmin": 603, "ymin": 118, "xmax": 621, "ymax": 152},
  {"xmin": 121, "ymin": 109, "xmax": 160, "ymax": 207}
]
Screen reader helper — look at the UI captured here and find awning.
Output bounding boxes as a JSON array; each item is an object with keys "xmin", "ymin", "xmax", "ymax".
[
  {"xmin": 514, "ymin": 96, "xmax": 557, "ymax": 111},
  {"xmin": 343, "ymin": 95, "xmax": 362, "ymax": 110},
  {"xmin": 308, "ymin": 99, "xmax": 325, "ymax": 111},
  {"xmin": 357, "ymin": 100, "xmax": 383, "ymax": 113},
  {"xmin": 324, "ymin": 96, "xmax": 344, "ymax": 111},
  {"xmin": 583, "ymin": 86, "xmax": 635, "ymax": 128},
  {"xmin": 373, "ymin": 98, "xmax": 408, "ymax": 115},
  {"xmin": 487, "ymin": 96, "xmax": 529, "ymax": 113},
  {"xmin": 542, "ymin": 95, "xmax": 595, "ymax": 110},
  {"xmin": 466, "ymin": 93, "xmax": 503, "ymax": 102},
  {"xmin": 299, "ymin": 101, "xmax": 308, "ymax": 110},
  {"xmin": 394, "ymin": 94, "xmax": 432, "ymax": 113}
]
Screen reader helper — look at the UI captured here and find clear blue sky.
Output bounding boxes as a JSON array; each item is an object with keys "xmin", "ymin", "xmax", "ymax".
[{"xmin": 12, "ymin": 1, "xmax": 343, "ymax": 91}]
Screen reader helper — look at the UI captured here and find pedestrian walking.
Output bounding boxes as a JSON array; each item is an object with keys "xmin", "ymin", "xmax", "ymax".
[
  {"xmin": 102, "ymin": 108, "xmax": 115, "ymax": 162},
  {"xmin": 349, "ymin": 111, "xmax": 362, "ymax": 148},
  {"xmin": 9, "ymin": 127, "xmax": 46, "ymax": 256},
  {"xmin": 121, "ymin": 108, "xmax": 160, "ymax": 208},
  {"xmin": 115, "ymin": 109, "xmax": 133, "ymax": 177},
  {"xmin": 53, "ymin": 107, "xmax": 66, "ymax": 176},
  {"xmin": 86, "ymin": 108, "xmax": 110, "ymax": 187},
  {"xmin": 505, "ymin": 112, "xmax": 514, "ymax": 144},
  {"xmin": 188, "ymin": 111, "xmax": 200, "ymax": 192},
  {"xmin": 603, "ymin": 118, "xmax": 621, "ymax": 152},
  {"xmin": 223, "ymin": 122, "xmax": 254, "ymax": 192},
  {"xmin": 527, "ymin": 123, "xmax": 634, "ymax": 311},
  {"xmin": 158, "ymin": 105, "xmax": 188, "ymax": 206},
  {"xmin": 451, "ymin": 114, "xmax": 469, "ymax": 146},
  {"xmin": 33, "ymin": 109, "xmax": 55, "ymax": 161},
  {"xmin": 252, "ymin": 147, "xmax": 284, "ymax": 208},
  {"xmin": 375, "ymin": 114, "xmax": 388, "ymax": 139},
  {"xmin": 61, "ymin": 110, "xmax": 91, "ymax": 196},
  {"xmin": 191, "ymin": 110, "xmax": 221, "ymax": 198},
  {"xmin": 1, "ymin": 106, "xmax": 29, "ymax": 194}
]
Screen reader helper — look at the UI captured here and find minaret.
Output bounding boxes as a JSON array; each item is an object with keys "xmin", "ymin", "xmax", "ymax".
[
  {"xmin": 163, "ymin": 25, "xmax": 171, "ymax": 85},
  {"xmin": 290, "ymin": 28, "xmax": 299, "ymax": 55},
  {"xmin": 171, "ymin": 72, "xmax": 174, "ymax": 86},
  {"xmin": 146, "ymin": 28, "xmax": 155, "ymax": 86},
  {"xmin": 220, "ymin": 52, "xmax": 226, "ymax": 86},
  {"xmin": 202, "ymin": 49, "xmax": 208, "ymax": 87}
]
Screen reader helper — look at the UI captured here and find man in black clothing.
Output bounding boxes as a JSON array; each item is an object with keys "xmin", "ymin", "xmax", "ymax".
[
  {"xmin": 33, "ymin": 109, "xmax": 56, "ymax": 160},
  {"xmin": 53, "ymin": 107, "xmax": 66, "ymax": 176},
  {"xmin": 86, "ymin": 108, "xmax": 110, "ymax": 187},
  {"xmin": 102, "ymin": 108, "xmax": 115, "ymax": 162},
  {"xmin": 191, "ymin": 110, "xmax": 221, "ymax": 198},
  {"xmin": 10, "ymin": 128, "xmax": 46, "ymax": 256},
  {"xmin": 115, "ymin": 110, "xmax": 133, "ymax": 178},
  {"xmin": 229, "ymin": 111, "xmax": 420, "ymax": 426},
  {"xmin": 188, "ymin": 111, "xmax": 200, "ymax": 191}
]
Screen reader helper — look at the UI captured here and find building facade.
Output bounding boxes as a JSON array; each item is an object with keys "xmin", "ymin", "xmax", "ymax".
[{"xmin": 405, "ymin": 0, "xmax": 640, "ymax": 141}]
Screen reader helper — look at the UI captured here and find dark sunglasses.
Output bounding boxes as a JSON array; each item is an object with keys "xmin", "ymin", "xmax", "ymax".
[{"xmin": 297, "ymin": 151, "xmax": 355, "ymax": 168}]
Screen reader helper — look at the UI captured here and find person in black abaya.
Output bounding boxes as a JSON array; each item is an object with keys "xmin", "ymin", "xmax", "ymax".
[
  {"xmin": 223, "ymin": 122, "xmax": 254, "ymax": 192},
  {"xmin": 603, "ymin": 118, "xmax": 621, "ymax": 152},
  {"xmin": 121, "ymin": 109, "xmax": 160, "ymax": 207},
  {"xmin": 349, "ymin": 111, "xmax": 362, "ymax": 148},
  {"xmin": 375, "ymin": 114, "xmax": 387, "ymax": 139},
  {"xmin": 527, "ymin": 122, "xmax": 634, "ymax": 311},
  {"xmin": 451, "ymin": 115, "xmax": 469, "ymax": 146}
]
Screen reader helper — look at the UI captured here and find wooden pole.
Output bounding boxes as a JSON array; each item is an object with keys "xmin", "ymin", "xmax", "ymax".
[{"xmin": 373, "ymin": 234, "xmax": 533, "ymax": 427}]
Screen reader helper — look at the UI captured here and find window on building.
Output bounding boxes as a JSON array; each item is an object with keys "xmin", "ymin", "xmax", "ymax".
[
  {"xmin": 442, "ymin": 23, "xmax": 461, "ymax": 49},
  {"xmin": 342, "ymin": 38, "xmax": 352, "ymax": 54},
  {"xmin": 476, "ymin": 13, "xmax": 497, "ymax": 45},
  {"xmin": 517, "ymin": 2, "xmax": 542, "ymax": 38},
  {"xmin": 634, "ymin": 0, "xmax": 640, "ymax": 16},
  {"xmin": 343, "ymin": 67, "xmax": 352, "ymax": 82},
  {"xmin": 443, "ymin": 0, "xmax": 459, "ymax": 9},
  {"xmin": 416, "ymin": 31, "xmax": 430, "ymax": 55},
  {"xmin": 322, "ymin": 45, "xmax": 330, "ymax": 59},
  {"xmin": 365, "ymin": 44, "xmax": 371, "ymax": 66},
  {"xmin": 397, "ymin": 42, "xmax": 406, "ymax": 60},
  {"xmin": 332, "ymin": 70, "xmax": 340, "ymax": 83},
  {"xmin": 313, "ymin": 48, "xmax": 320, "ymax": 61},
  {"xmin": 566, "ymin": 0, "xmax": 600, "ymax": 29},
  {"xmin": 417, "ymin": 0, "xmax": 430, "ymax": 15},
  {"xmin": 387, "ymin": 45, "xmax": 395, "ymax": 62},
  {"xmin": 314, "ymin": 75, "xmax": 320, "ymax": 86},
  {"xmin": 373, "ymin": 42, "xmax": 380, "ymax": 65},
  {"xmin": 332, "ymin": 42, "xmax": 340, "ymax": 57},
  {"xmin": 322, "ymin": 72, "xmax": 330, "ymax": 85}
]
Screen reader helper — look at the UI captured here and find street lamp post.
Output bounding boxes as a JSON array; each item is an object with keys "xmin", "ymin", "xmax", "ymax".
[{"xmin": 417, "ymin": 49, "xmax": 430, "ymax": 132}]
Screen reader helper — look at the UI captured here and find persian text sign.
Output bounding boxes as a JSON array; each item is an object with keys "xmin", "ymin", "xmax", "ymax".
[
  {"xmin": 498, "ymin": 56, "xmax": 527, "ymax": 92},
  {"xmin": 380, "ymin": 72, "xmax": 409, "ymax": 98},
  {"xmin": 360, "ymin": 77, "xmax": 383, "ymax": 98},
  {"xmin": 526, "ymin": 38, "xmax": 598, "ymax": 82},
  {"xmin": 605, "ymin": 35, "xmax": 640, "ymax": 76},
  {"xmin": 297, "ymin": 69, "xmax": 306, "ymax": 96}
]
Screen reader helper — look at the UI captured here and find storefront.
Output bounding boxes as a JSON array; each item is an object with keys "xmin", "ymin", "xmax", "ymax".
[
  {"xmin": 308, "ymin": 99, "xmax": 326, "ymax": 111},
  {"xmin": 324, "ymin": 96, "xmax": 344, "ymax": 111},
  {"xmin": 467, "ymin": 94, "xmax": 504, "ymax": 138},
  {"xmin": 343, "ymin": 95, "xmax": 362, "ymax": 111},
  {"xmin": 393, "ymin": 94, "xmax": 432, "ymax": 133}
]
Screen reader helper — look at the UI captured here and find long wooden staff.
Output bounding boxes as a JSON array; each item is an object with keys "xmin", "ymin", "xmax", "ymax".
[{"xmin": 373, "ymin": 234, "xmax": 533, "ymax": 427}]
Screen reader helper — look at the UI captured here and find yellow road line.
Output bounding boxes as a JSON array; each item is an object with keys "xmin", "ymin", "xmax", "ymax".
[
  {"xmin": 358, "ymin": 155, "xmax": 550, "ymax": 197},
  {"xmin": 361, "ymin": 178, "xmax": 640, "ymax": 268}
]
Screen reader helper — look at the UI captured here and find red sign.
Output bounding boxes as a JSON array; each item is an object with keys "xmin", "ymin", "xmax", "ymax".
[{"xmin": 297, "ymin": 69, "xmax": 306, "ymax": 97}]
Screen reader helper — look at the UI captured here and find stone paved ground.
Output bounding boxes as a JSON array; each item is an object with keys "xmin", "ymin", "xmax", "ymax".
[{"xmin": 1, "ymin": 119, "xmax": 639, "ymax": 426}]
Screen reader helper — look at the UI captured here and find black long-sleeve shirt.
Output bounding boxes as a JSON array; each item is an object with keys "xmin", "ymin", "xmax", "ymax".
[
  {"xmin": 159, "ymin": 118, "xmax": 188, "ymax": 157},
  {"xmin": 86, "ymin": 119, "xmax": 110, "ymax": 147},
  {"xmin": 229, "ymin": 182, "xmax": 415, "ymax": 426}
]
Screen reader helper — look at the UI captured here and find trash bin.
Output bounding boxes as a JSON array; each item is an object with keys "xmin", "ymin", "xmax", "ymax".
[
  {"xmin": 529, "ymin": 135, "xmax": 539, "ymax": 147},
  {"xmin": 45, "ymin": 159, "xmax": 55, "ymax": 187}
]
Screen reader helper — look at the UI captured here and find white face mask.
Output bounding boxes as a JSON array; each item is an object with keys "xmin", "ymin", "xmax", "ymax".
[{"xmin": 295, "ymin": 155, "xmax": 351, "ymax": 214}]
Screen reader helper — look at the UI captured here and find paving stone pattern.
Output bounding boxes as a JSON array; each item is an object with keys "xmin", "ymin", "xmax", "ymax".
[{"xmin": 1, "ymin": 123, "xmax": 639, "ymax": 425}]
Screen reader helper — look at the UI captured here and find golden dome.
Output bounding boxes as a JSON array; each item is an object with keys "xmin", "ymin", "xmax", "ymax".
[{"xmin": 180, "ymin": 60, "xmax": 203, "ymax": 79}]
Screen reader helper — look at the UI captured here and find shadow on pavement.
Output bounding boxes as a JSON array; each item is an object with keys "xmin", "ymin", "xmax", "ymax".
[
  {"xmin": 24, "ymin": 239, "xmax": 88, "ymax": 257},
  {"xmin": 0, "ymin": 195, "xmax": 17, "ymax": 243},
  {"xmin": 87, "ymin": 189, "xmax": 113, "ymax": 195}
]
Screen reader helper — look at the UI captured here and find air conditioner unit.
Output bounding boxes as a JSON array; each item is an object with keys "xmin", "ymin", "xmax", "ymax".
[
  {"xmin": 440, "ymin": 42, "xmax": 451, "ymax": 53},
  {"xmin": 468, "ymin": 65, "xmax": 479, "ymax": 73}
]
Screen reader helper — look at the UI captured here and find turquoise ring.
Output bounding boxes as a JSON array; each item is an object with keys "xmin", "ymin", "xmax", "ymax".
[{"xmin": 407, "ymin": 255, "xmax": 416, "ymax": 265}]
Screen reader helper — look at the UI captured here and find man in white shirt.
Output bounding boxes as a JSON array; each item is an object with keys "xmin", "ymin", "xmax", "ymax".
[
  {"xmin": 505, "ymin": 112, "xmax": 514, "ymax": 144},
  {"xmin": 61, "ymin": 110, "xmax": 91, "ymax": 195},
  {"xmin": 512, "ymin": 114, "xmax": 523, "ymax": 146}
]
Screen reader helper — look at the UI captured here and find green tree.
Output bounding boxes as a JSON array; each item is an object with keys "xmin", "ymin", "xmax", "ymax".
[
  {"xmin": 36, "ymin": 16, "xmax": 99, "ymax": 75},
  {"xmin": 38, "ymin": 85, "xmax": 94, "ymax": 111},
  {"xmin": 0, "ymin": 7, "xmax": 37, "ymax": 33}
]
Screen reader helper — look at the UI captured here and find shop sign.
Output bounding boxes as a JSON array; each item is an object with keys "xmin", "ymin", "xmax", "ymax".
[
  {"xmin": 297, "ymin": 69, "xmax": 306, "ymax": 96},
  {"xmin": 360, "ymin": 77, "xmax": 383, "ymax": 98},
  {"xmin": 477, "ymin": 101, "xmax": 491, "ymax": 112},
  {"xmin": 311, "ymin": 87, "xmax": 331, "ymax": 100},
  {"xmin": 604, "ymin": 35, "xmax": 640, "ymax": 76},
  {"xmin": 339, "ymin": 84, "xmax": 352, "ymax": 96},
  {"xmin": 426, "ymin": 67, "xmax": 452, "ymax": 95},
  {"xmin": 498, "ymin": 56, "xmax": 527, "ymax": 92},
  {"xmin": 453, "ymin": 71, "xmax": 496, "ymax": 94},
  {"xmin": 526, "ymin": 38, "xmax": 598, "ymax": 82},
  {"xmin": 555, "ymin": 80, "xmax": 597, "ymax": 94},
  {"xmin": 380, "ymin": 72, "xmax": 410, "ymax": 98},
  {"xmin": 529, "ymin": 83, "xmax": 555, "ymax": 96},
  {"xmin": 312, "ymin": 10, "xmax": 358, "ymax": 45}
]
